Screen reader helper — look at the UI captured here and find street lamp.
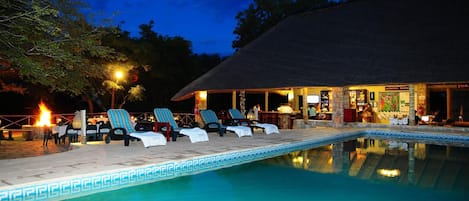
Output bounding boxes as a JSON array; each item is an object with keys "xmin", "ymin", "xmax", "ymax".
[{"xmin": 111, "ymin": 70, "xmax": 124, "ymax": 109}]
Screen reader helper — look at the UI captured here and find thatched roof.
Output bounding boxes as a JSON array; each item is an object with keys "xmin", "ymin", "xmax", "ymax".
[{"xmin": 172, "ymin": 0, "xmax": 469, "ymax": 101}]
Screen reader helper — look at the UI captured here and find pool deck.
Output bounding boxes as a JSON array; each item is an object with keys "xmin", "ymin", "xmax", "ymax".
[{"xmin": 1, "ymin": 126, "xmax": 468, "ymax": 194}]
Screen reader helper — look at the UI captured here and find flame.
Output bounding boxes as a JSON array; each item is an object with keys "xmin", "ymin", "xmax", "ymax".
[{"xmin": 36, "ymin": 102, "xmax": 52, "ymax": 127}]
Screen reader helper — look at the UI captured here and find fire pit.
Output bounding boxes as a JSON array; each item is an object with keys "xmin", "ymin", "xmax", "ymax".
[
  {"xmin": 21, "ymin": 125, "xmax": 52, "ymax": 141},
  {"xmin": 21, "ymin": 102, "xmax": 54, "ymax": 141}
]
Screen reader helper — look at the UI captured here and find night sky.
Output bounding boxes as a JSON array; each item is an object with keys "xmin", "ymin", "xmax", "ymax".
[{"xmin": 85, "ymin": 0, "xmax": 252, "ymax": 56}]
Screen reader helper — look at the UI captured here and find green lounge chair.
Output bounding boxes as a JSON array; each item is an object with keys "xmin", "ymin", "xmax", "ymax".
[
  {"xmin": 154, "ymin": 108, "xmax": 208, "ymax": 143},
  {"xmin": 107, "ymin": 109, "xmax": 166, "ymax": 147}
]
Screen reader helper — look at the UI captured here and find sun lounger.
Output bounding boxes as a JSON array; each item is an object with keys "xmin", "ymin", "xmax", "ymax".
[
  {"xmin": 228, "ymin": 109, "xmax": 279, "ymax": 134},
  {"xmin": 107, "ymin": 109, "xmax": 166, "ymax": 147},
  {"xmin": 154, "ymin": 108, "xmax": 208, "ymax": 143},
  {"xmin": 200, "ymin": 109, "xmax": 252, "ymax": 137}
]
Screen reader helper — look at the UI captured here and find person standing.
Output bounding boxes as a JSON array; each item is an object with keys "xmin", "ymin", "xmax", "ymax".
[
  {"xmin": 414, "ymin": 110, "xmax": 421, "ymax": 125},
  {"xmin": 253, "ymin": 104, "xmax": 261, "ymax": 120},
  {"xmin": 362, "ymin": 103, "xmax": 373, "ymax": 123},
  {"xmin": 308, "ymin": 104, "xmax": 317, "ymax": 119}
]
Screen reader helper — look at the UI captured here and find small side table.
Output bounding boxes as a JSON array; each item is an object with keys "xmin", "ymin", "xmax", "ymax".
[{"xmin": 154, "ymin": 122, "xmax": 171, "ymax": 142}]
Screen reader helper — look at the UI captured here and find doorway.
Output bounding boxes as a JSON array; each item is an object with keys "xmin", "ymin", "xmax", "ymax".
[{"xmin": 429, "ymin": 91, "xmax": 447, "ymax": 118}]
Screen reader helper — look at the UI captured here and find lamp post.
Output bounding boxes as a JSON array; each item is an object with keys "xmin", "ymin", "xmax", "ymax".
[{"xmin": 111, "ymin": 70, "xmax": 123, "ymax": 109}]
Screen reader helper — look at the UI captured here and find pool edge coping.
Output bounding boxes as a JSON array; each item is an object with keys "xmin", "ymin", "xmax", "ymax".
[{"xmin": 1, "ymin": 129, "xmax": 469, "ymax": 200}]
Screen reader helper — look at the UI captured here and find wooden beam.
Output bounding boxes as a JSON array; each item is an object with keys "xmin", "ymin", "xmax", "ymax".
[{"xmin": 232, "ymin": 91, "xmax": 237, "ymax": 109}]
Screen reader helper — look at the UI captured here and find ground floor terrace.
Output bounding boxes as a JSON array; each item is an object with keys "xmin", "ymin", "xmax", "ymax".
[
  {"xmin": 196, "ymin": 83, "xmax": 469, "ymax": 129},
  {"xmin": 0, "ymin": 125, "xmax": 468, "ymax": 200}
]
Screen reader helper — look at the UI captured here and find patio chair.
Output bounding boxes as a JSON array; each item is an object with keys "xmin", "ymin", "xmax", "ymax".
[
  {"xmin": 63, "ymin": 124, "xmax": 101, "ymax": 143},
  {"xmin": 228, "ymin": 109, "xmax": 279, "ymax": 134},
  {"xmin": 200, "ymin": 109, "xmax": 252, "ymax": 138},
  {"xmin": 153, "ymin": 108, "xmax": 208, "ymax": 143},
  {"xmin": 52, "ymin": 124, "xmax": 68, "ymax": 144},
  {"xmin": 107, "ymin": 109, "xmax": 167, "ymax": 147},
  {"xmin": 97, "ymin": 121, "xmax": 110, "ymax": 141},
  {"xmin": 65, "ymin": 124, "xmax": 80, "ymax": 143},
  {"xmin": 85, "ymin": 124, "xmax": 100, "ymax": 141}
]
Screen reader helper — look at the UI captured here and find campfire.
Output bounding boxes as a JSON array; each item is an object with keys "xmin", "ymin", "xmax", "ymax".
[
  {"xmin": 22, "ymin": 102, "xmax": 53, "ymax": 141},
  {"xmin": 36, "ymin": 102, "xmax": 52, "ymax": 127}
]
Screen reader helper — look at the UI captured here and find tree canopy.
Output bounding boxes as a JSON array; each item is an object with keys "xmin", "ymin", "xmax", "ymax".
[
  {"xmin": 0, "ymin": 0, "xmax": 225, "ymax": 113},
  {"xmin": 0, "ymin": 0, "xmax": 122, "ymax": 96}
]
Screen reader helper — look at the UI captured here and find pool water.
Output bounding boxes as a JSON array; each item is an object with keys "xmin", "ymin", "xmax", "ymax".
[{"xmin": 69, "ymin": 137, "xmax": 469, "ymax": 201}]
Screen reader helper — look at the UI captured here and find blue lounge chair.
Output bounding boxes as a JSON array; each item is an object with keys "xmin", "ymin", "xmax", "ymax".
[
  {"xmin": 200, "ymin": 109, "xmax": 252, "ymax": 137},
  {"xmin": 228, "ymin": 108, "xmax": 256, "ymax": 126},
  {"xmin": 153, "ymin": 108, "xmax": 208, "ymax": 143},
  {"xmin": 107, "ymin": 109, "xmax": 167, "ymax": 147},
  {"xmin": 228, "ymin": 108, "xmax": 279, "ymax": 134}
]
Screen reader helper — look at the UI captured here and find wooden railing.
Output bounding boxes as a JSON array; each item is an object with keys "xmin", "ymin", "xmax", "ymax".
[{"xmin": 0, "ymin": 112, "xmax": 196, "ymax": 130}]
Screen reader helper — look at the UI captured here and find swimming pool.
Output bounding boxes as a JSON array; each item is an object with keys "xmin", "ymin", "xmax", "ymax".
[
  {"xmin": 2, "ymin": 130, "xmax": 468, "ymax": 200},
  {"xmin": 69, "ymin": 134, "xmax": 469, "ymax": 201}
]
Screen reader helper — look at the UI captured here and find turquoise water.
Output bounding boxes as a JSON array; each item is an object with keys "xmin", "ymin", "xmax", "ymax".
[{"xmin": 70, "ymin": 138, "xmax": 468, "ymax": 201}]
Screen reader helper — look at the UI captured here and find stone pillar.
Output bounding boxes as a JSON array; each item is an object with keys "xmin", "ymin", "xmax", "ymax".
[
  {"xmin": 331, "ymin": 87, "xmax": 345, "ymax": 127},
  {"xmin": 239, "ymin": 90, "xmax": 246, "ymax": 115},
  {"xmin": 446, "ymin": 88, "xmax": 451, "ymax": 119},
  {"xmin": 80, "ymin": 110, "xmax": 87, "ymax": 144},
  {"xmin": 408, "ymin": 84, "xmax": 416, "ymax": 125},
  {"xmin": 343, "ymin": 88, "xmax": 350, "ymax": 110},
  {"xmin": 264, "ymin": 91, "xmax": 269, "ymax": 111},
  {"xmin": 302, "ymin": 87, "xmax": 308, "ymax": 121}
]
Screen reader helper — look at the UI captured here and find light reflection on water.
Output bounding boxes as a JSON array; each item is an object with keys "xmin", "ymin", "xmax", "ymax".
[
  {"xmin": 69, "ymin": 137, "xmax": 469, "ymax": 201},
  {"xmin": 266, "ymin": 137, "xmax": 469, "ymax": 192}
]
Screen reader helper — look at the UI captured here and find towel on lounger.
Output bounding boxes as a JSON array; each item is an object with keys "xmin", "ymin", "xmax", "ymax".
[
  {"xmin": 226, "ymin": 126, "xmax": 252, "ymax": 137},
  {"xmin": 129, "ymin": 132, "xmax": 167, "ymax": 147},
  {"xmin": 255, "ymin": 123, "xmax": 280, "ymax": 134},
  {"xmin": 179, "ymin": 127, "xmax": 209, "ymax": 143}
]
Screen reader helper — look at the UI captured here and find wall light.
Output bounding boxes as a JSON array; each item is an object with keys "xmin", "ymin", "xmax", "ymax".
[
  {"xmin": 199, "ymin": 91, "xmax": 207, "ymax": 100},
  {"xmin": 288, "ymin": 92, "xmax": 294, "ymax": 101}
]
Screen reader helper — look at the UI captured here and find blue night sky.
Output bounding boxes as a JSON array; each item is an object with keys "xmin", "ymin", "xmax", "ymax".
[{"xmin": 85, "ymin": 0, "xmax": 252, "ymax": 56}]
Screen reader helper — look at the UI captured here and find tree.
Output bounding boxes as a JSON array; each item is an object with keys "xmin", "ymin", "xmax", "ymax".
[
  {"xmin": 232, "ymin": 0, "xmax": 331, "ymax": 50},
  {"xmin": 102, "ymin": 21, "xmax": 223, "ymax": 112},
  {"xmin": 0, "ymin": 0, "xmax": 122, "ymax": 97}
]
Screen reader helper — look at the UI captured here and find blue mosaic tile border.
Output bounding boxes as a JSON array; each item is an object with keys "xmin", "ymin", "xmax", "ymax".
[
  {"xmin": 364, "ymin": 129, "xmax": 469, "ymax": 144},
  {"xmin": 1, "ymin": 130, "xmax": 468, "ymax": 200},
  {"xmin": 0, "ymin": 134, "xmax": 348, "ymax": 201}
]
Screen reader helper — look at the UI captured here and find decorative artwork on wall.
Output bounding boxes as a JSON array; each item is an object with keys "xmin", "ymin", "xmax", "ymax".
[
  {"xmin": 379, "ymin": 92, "xmax": 400, "ymax": 112},
  {"xmin": 349, "ymin": 91, "xmax": 357, "ymax": 109}
]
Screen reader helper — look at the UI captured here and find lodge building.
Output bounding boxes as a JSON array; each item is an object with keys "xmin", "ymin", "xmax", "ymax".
[{"xmin": 172, "ymin": 0, "xmax": 469, "ymax": 128}]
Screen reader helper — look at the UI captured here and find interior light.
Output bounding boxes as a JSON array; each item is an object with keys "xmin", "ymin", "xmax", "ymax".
[
  {"xmin": 307, "ymin": 95, "xmax": 320, "ymax": 103},
  {"xmin": 288, "ymin": 92, "xmax": 294, "ymax": 101},
  {"xmin": 421, "ymin": 115, "xmax": 430, "ymax": 122}
]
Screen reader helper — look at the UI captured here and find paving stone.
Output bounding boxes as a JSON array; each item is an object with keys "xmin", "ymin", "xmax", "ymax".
[{"xmin": 0, "ymin": 127, "xmax": 467, "ymax": 189}]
